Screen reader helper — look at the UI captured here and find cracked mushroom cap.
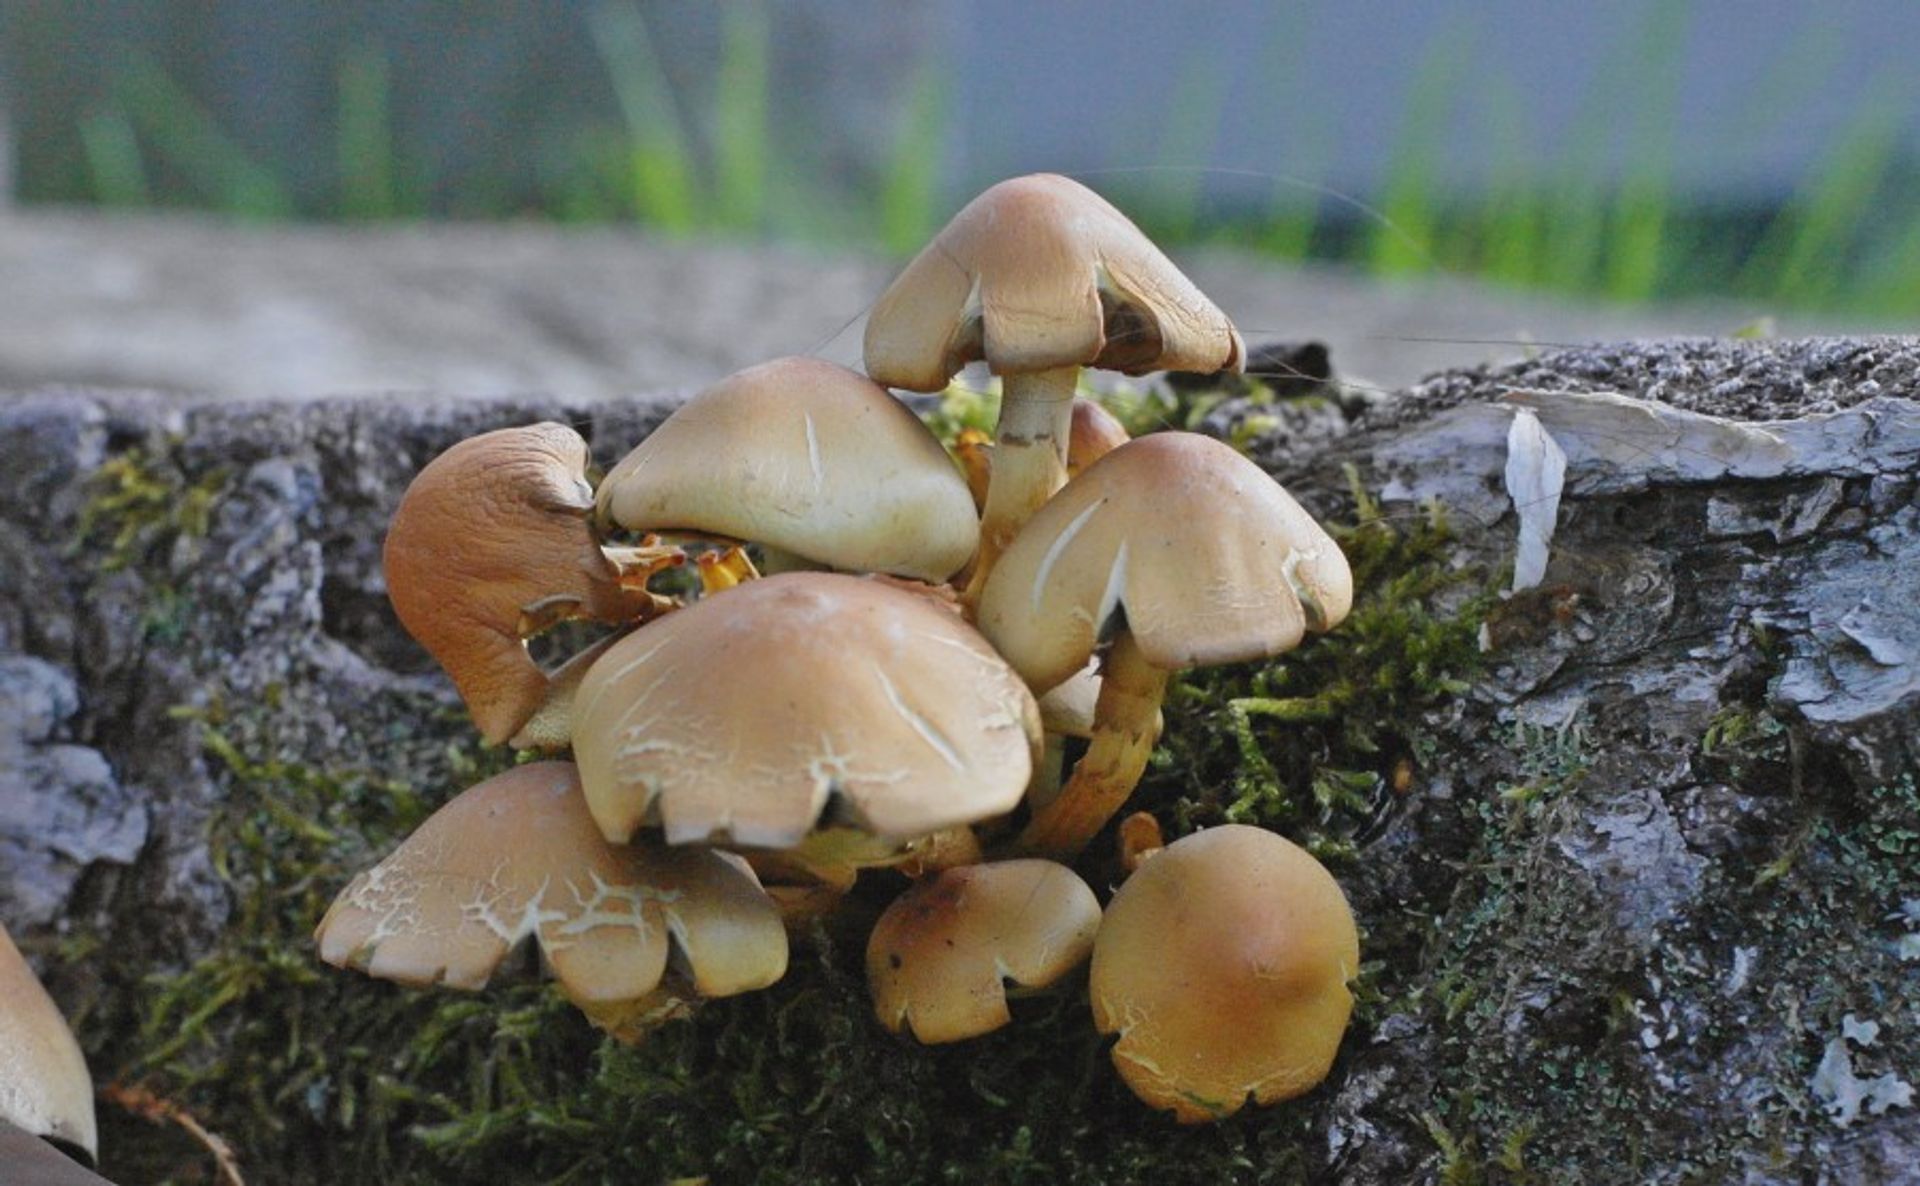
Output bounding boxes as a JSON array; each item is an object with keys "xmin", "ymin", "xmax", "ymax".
[
  {"xmin": 0, "ymin": 925, "xmax": 97, "ymax": 1162},
  {"xmin": 385, "ymin": 422, "xmax": 655, "ymax": 745},
  {"xmin": 976, "ymin": 431, "xmax": 1352, "ymax": 693},
  {"xmin": 315, "ymin": 761, "xmax": 786, "ymax": 1022},
  {"xmin": 863, "ymin": 173, "xmax": 1243, "ymax": 392},
  {"xmin": 1091, "ymin": 825, "xmax": 1360, "ymax": 1123},
  {"xmin": 868, "ymin": 859, "xmax": 1100, "ymax": 1044},
  {"xmin": 572, "ymin": 572, "xmax": 1041, "ymax": 849},
  {"xmin": 596, "ymin": 357, "xmax": 979, "ymax": 582}
]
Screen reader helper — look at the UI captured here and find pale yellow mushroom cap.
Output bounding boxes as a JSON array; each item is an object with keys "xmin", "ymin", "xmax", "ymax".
[
  {"xmin": 315, "ymin": 761, "xmax": 786, "ymax": 1019},
  {"xmin": 384, "ymin": 423, "xmax": 655, "ymax": 744},
  {"xmin": 596, "ymin": 357, "xmax": 980, "ymax": 582},
  {"xmin": 0, "ymin": 925, "xmax": 97, "ymax": 1161},
  {"xmin": 863, "ymin": 173, "xmax": 1244, "ymax": 391},
  {"xmin": 573, "ymin": 572, "xmax": 1041, "ymax": 849},
  {"xmin": 1090, "ymin": 825, "xmax": 1360, "ymax": 1124},
  {"xmin": 867, "ymin": 859, "xmax": 1100, "ymax": 1044},
  {"xmin": 977, "ymin": 431, "xmax": 1353, "ymax": 694}
]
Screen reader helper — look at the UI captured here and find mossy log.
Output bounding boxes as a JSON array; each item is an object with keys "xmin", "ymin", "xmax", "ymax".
[{"xmin": 1, "ymin": 339, "xmax": 1916, "ymax": 1184}]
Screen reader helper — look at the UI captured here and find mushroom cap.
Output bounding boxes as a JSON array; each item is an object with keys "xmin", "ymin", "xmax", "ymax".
[
  {"xmin": 0, "ymin": 925, "xmax": 97, "ymax": 1161},
  {"xmin": 384, "ymin": 422, "xmax": 650, "ymax": 744},
  {"xmin": 573, "ymin": 572, "xmax": 1041, "ymax": 849},
  {"xmin": 977, "ymin": 431, "xmax": 1352, "ymax": 693},
  {"xmin": 315, "ymin": 761, "xmax": 787, "ymax": 1009},
  {"xmin": 1091, "ymin": 825, "xmax": 1360, "ymax": 1123},
  {"xmin": 867, "ymin": 859, "xmax": 1100, "ymax": 1044},
  {"xmin": 1068, "ymin": 397, "xmax": 1131, "ymax": 476},
  {"xmin": 863, "ymin": 173, "xmax": 1244, "ymax": 392},
  {"xmin": 596, "ymin": 357, "xmax": 979, "ymax": 582}
]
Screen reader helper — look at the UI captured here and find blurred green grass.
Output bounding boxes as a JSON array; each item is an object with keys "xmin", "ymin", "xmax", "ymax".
[{"xmin": 52, "ymin": 1, "xmax": 1920, "ymax": 319}]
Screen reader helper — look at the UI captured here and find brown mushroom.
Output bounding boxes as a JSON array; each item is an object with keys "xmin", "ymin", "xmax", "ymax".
[
  {"xmin": 384, "ymin": 423, "xmax": 675, "ymax": 745},
  {"xmin": 571, "ymin": 572, "xmax": 1041, "ymax": 860},
  {"xmin": 863, "ymin": 173, "xmax": 1242, "ymax": 600},
  {"xmin": 0, "ymin": 924, "xmax": 96, "ymax": 1163},
  {"xmin": 596, "ymin": 357, "xmax": 979, "ymax": 583},
  {"xmin": 315, "ymin": 761, "xmax": 786, "ymax": 1041},
  {"xmin": 867, "ymin": 859, "xmax": 1099, "ymax": 1044},
  {"xmin": 1091, "ymin": 825, "xmax": 1359, "ymax": 1123},
  {"xmin": 1068, "ymin": 397, "xmax": 1130, "ymax": 476},
  {"xmin": 977, "ymin": 432, "xmax": 1351, "ymax": 858}
]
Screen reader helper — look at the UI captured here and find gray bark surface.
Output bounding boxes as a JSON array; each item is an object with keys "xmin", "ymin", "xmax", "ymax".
[{"xmin": 1, "ymin": 337, "xmax": 1915, "ymax": 1182}]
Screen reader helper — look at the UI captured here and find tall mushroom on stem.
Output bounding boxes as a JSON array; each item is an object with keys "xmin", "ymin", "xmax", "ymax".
[
  {"xmin": 863, "ymin": 174, "xmax": 1243, "ymax": 603},
  {"xmin": 977, "ymin": 432, "xmax": 1352, "ymax": 859}
]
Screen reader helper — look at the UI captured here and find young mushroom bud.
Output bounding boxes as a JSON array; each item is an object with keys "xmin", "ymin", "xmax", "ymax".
[
  {"xmin": 315, "ymin": 761, "xmax": 787, "ymax": 1041},
  {"xmin": 0, "ymin": 924, "xmax": 97, "ymax": 1165},
  {"xmin": 863, "ymin": 173, "xmax": 1243, "ymax": 601},
  {"xmin": 596, "ymin": 357, "xmax": 980, "ymax": 584},
  {"xmin": 384, "ymin": 422, "xmax": 673, "ymax": 746},
  {"xmin": 1091, "ymin": 825, "xmax": 1360, "ymax": 1123},
  {"xmin": 571, "ymin": 572, "xmax": 1041, "ymax": 863},
  {"xmin": 978, "ymin": 431, "xmax": 1351, "ymax": 858},
  {"xmin": 867, "ymin": 859, "xmax": 1099, "ymax": 1044}
]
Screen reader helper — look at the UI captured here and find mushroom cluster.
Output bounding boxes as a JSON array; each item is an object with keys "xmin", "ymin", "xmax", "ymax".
[{"xmin": 318, "ymin": 173, "xmax": 1361, "ymax": 1126}]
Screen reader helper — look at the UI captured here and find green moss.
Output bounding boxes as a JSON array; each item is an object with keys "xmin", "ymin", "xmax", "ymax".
[
  {"xmin": 1141, "ymin": 469, "xmax": 1494, "ymax": 861},
  {"xmin": 72, "ymin": 445, "xmax": 226, "ymax": 574}
]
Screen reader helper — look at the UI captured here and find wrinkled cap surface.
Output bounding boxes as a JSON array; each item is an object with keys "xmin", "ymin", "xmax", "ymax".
[
  {"xmin": 384, "ymin": 422, "xmax": 652, "ymax": 744},
  {"xmin": 573, "ymin": 572, "xmax": 1041, "ymax": 849},
  {"xmin": 977, "ymin": 431, "xmax": 1353, "ymax": 693},
  {"xmin": 597, "ymin": 357, "xmax": 979, "ymax": 582},
  {"xmin": 867, "ymin": 859, "xmax": 1100, "ymax": 1044},
  {"xmin": 0, "ymin": 926, "xmax": 97, "ymax": 1161},
  {"xmin": 1091, "ymin": 825, "xmax": 1360, "ymax": 1123},
  {"xmin": 863, "ymin": 173, "xmax": 1244, "ymax": 391},
  {"xmin": 315, "ymin": 761, "xmax": 787, "ymax": 1008}
]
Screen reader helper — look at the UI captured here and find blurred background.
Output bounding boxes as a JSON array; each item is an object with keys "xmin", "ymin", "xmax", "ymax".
[{"xmin": 0, "ymin": 0, "xmax": 1913, "ymax": 396}]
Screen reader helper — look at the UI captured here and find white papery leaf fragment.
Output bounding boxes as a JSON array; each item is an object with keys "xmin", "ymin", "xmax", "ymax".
[{"xmin": 1504, "ymin": 407, "xmax": 1567, "ymax": 593}]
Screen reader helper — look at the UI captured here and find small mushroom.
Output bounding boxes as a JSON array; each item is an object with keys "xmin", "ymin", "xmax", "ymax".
[
  {"xmin": 978, "ymin": 431, "xmax": 1351, "ymax": 858},
  {"xmin": 571, "ymin": 572, "xmax": 1041, "ymax": 858},
  {"xmin": 0, "ymin": 924, "xmax": 97, "ymax": 1164},
  {"xmin": 1068, "ymin": 397, "xmax": 1130, "ymax": 476},
  {"xmin": 867, "ymin": 859, "xmax": 1099, "ymax": 1044},
  {"xmin": 1091, "ymin": 825, "xmax": 1359, "ymax": 1123},
  {"xmin": 315, "ymin": 761, "xmax": 786, "ymax": 1041},
  {"xmin": 596, "ymin": 357, "xmax": 979, "ymax": 583},
  {"xmin": 863, "ymin": 174, "xmax": 1243, "ymax": 600},
  {"xmin": 384, "ymin": 422, "xmax": 674, "ymax": 745}
]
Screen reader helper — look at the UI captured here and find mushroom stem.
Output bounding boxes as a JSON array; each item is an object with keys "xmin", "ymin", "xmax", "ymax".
[
  {"xmin": 964, "ymin": 365, "xmax": 1078, "ymax": 605},
  {"xmin": 1015, "ymin": 631, "xmax": 1168, "ymax": 859}
]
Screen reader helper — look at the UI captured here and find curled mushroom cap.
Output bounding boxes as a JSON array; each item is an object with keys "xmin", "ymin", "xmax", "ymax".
[
  {"xmin": 0, "ymin": 925, "xmax": 97, "ymax": 1161},
  {"xmin": 315, "ymin": 761, "xmax": 786, "ymax": 1030},
  {"xmin": 384, "ymin": 423, "xmax": 660, "ymax": 745},
  {"xmin": 867, "ymin": 859, "xmax": 1099, "ymax": 1044},
  {"xmin": 573, "ymin": 572, "xmax": 1041, "ymax": 850},
  {"xmin": 596, "ymin": 357, "xmax": 979, "ymax": 582},
  {"xmin": 1091, "ymin": 825, "xmax": 1360, "ymax": 1123},
  {"xmin": 978, "ymin": 431, "xmax": 1352, "ymax": 694},
  {"xmin": 863, "ymin": 173, "xmax": 1243, "ymax": 391}
]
